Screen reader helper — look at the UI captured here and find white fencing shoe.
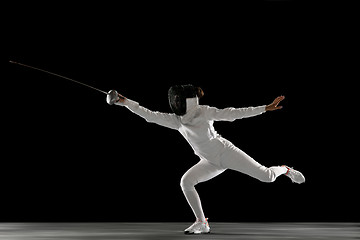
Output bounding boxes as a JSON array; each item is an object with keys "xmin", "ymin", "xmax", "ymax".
[
  {"xmin": 184, "ymin": 218, "xmax": 210, "ymax": 234},
  {"xmin": 283, "ymin": 166, "xmax": 305, "ymax": 184}
]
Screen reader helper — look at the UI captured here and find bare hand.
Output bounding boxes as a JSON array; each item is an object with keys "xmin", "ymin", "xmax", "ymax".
[{"xmin": 265, "ymin": 96, "xmax": 285, "ymax": 111}]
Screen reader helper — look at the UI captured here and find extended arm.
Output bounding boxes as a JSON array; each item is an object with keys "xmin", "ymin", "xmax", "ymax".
[
  {"xmin": 205, "ymin": 96, "xmax": 285, "ymax": 121},
  {"xmin": 111, "ymin": 93, "xmax": 180, "ymax": 130},
  {"xmin": 205, "ymin": 105, "xmax": 266, "ymax": 122}
]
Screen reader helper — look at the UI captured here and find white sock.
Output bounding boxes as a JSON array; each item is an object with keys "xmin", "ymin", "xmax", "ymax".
[
  {"xmin": 182, "ymin": 189, "xmax": 206, "ymax": 222},
  {"xmin": 269, "ymin": 166, "xmax": 288, "ymax": 178}
]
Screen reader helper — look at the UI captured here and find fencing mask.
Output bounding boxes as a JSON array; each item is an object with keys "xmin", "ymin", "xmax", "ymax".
[{"xmin": 168, "ymin": 84, "xmax": 202, "ymax": 116}]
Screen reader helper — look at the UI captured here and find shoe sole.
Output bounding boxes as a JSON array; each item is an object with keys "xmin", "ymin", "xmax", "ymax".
[
  {"xmin": 283, "ymin": 166, "xmax": 305, "ymax": 184},
  {"xmin": 184, "ymin": 231, "xmax": 211, "ymax": 235}
]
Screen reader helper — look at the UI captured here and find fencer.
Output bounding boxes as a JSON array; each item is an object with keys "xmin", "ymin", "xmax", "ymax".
[{"xmin": 107, "ymin": 85, "xmax": 305, "ymax": 234}]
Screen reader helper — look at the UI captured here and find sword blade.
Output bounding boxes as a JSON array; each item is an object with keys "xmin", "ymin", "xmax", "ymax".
[{"xmin": 10, "ymin": 60, "xmax": 108, "ymax": 95}]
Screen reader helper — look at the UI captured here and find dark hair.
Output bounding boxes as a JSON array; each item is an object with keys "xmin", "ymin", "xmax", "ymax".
[{"xmin": 196, "ymin": 87, "xmax": 204, "ymax": 99}]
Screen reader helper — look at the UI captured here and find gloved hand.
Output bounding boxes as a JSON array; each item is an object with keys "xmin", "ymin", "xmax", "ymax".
[{"xmin": 106, "ymin": 90, "xmax": 126, "ymax": 105}]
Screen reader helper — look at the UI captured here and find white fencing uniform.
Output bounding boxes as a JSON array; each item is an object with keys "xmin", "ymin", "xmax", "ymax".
[{"xmin": 115, "ymin": 97, "xmax": 288, "ymax": 221}]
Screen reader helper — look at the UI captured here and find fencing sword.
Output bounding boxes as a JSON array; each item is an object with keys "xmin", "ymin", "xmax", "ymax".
[{"xmin": 9, "ymin": 60, "xmax": 122, "ymax": 105}]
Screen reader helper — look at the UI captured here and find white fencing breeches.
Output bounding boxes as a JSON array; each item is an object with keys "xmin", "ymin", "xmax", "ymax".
[{"xmin": 180, "ymin": 143, "xmax": 288, "ymax": 221}]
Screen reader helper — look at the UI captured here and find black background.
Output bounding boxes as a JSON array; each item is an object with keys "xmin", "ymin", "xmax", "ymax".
[{"xmin": 4, "ymin": 2, "xmax": 358, "ymax": 222}]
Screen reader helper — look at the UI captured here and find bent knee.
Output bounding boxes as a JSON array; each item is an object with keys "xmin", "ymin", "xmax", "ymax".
[{"xmin": 180, "ymin": 175, "xmax": 197, "ymax": 191}]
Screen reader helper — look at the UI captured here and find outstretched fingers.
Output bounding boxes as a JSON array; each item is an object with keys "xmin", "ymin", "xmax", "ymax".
[
  {"xmin": 274, "ymin": 96, "xmax": 285, "ymax": 108},
  {"xmin": 266, "ymin": 96, "xmax": 285, "ymax": 111},
  {"xmin": 274, "ymin": 96, "xmax": 285, "ymax": 105}
]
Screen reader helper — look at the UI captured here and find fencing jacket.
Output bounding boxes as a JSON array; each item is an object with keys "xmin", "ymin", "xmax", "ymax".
[{"xmin": 116, "ymin": 98, "xmax": 266, "ymax": 165}]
